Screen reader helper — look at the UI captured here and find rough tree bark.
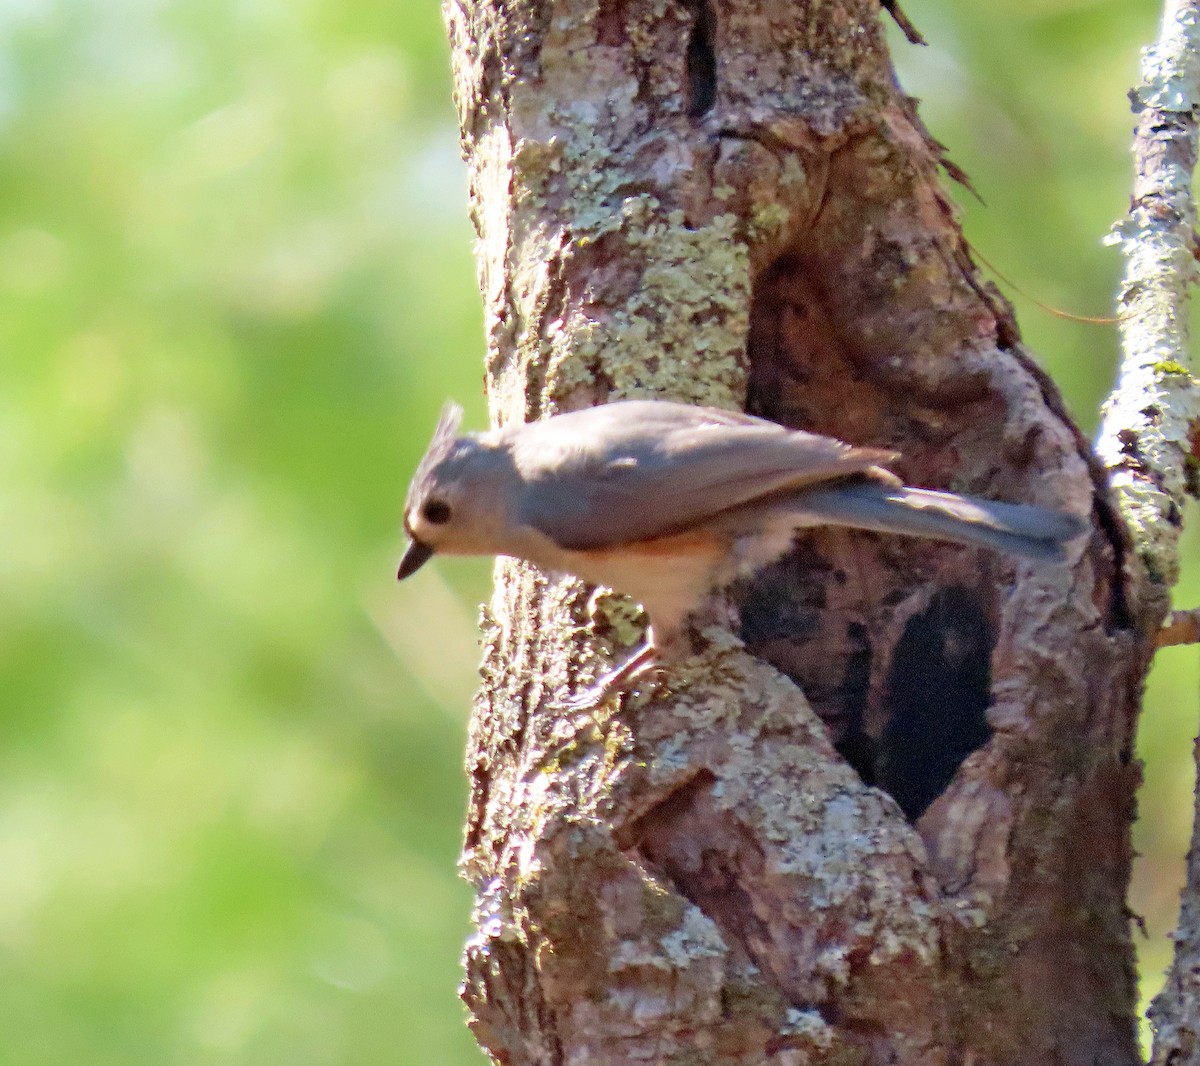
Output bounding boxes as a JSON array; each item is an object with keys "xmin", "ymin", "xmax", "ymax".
[
  {"xmin": 444, "ymin": 1, "xmax": 1149, "ymax": 1063},
  {"xmin": 1097, "ymin": 1, "xmax": 1200, "ymax": 1062}
]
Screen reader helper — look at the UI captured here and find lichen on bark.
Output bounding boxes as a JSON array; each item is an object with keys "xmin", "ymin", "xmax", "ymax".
[{"xmin": 1095, "ymin": 0, "xmax": 1200, "ymax": 625}]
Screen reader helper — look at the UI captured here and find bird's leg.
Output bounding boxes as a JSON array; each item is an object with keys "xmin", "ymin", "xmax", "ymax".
[
  {"xmin": 563, "ymin": 606, "xmax": 719, "ymax": 711},
  {"xmin": 562, "ymin": 638, "xmax": 659, "ymax": 714},
  {"xmin": 538, "ymin": 639, "xmax": 660, "ymax": 764}
]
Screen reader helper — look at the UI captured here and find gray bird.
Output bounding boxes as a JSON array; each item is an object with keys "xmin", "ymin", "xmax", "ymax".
[{"xmin": 397, "ymin": 400, "xmax": 1084, "ymax": 701}]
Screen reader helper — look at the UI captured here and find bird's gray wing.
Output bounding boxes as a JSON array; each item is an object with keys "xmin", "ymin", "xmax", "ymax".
[{"xmin": 508, "ymin": 401, "xmax": 897, "ymax": 551}]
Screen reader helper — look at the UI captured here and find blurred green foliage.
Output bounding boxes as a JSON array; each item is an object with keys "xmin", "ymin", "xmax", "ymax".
[
  {"xmin": 1, "ymin": 0, "xmax": 485, "ymax": 1062},
  {"xmin": 0, "ymin": 0, "xmax": 1190, "ymax": 1062}
]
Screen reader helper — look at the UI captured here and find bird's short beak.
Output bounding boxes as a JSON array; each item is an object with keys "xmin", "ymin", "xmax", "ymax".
[{"xmin": 397, "ymin": 539, "xmax": 434, "ymax": 581}]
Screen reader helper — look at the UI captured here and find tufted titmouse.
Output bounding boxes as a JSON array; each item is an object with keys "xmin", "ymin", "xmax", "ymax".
[{"xmin": 397, "ymin": 400, "xmax": 1084, "ymax": 701}]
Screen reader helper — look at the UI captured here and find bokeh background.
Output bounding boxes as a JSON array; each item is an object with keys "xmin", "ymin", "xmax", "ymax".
[{"xmin": 0, "ymin": 0, "xmax": 1189, "ymax": 1062}]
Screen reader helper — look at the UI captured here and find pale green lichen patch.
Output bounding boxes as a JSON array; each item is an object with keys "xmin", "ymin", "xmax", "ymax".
[
  {"xmin": 643, "ymin": 735, "xmax": 696, "ymax": 781},
  {"xmin": 1097, "ymin": 253, "xmax": 1199, "ymax": 606},
  {"xmin": 780, "ymin": 1006, "xmax": 835, "ymax": 1048},
  {"xmin": 1137, "ymin": 4, "xmax": 1200, "ymax": 113},
  {"xmin": 1095, "ymin": 0, "xmax": 1200, "ymax": 620},
  {"xmin": 659, "ymin": 904, "xmax": 728, "ymax": 965},
  {"xmin": 543, "ymin": 199, "xmax": 751, "ymax": 410},
  {"xmin": 779, "ymin": 152, "xmax": 809, "ymax": 192},
  {"xmin": 631, "ymin": 645, "xmax": 942, "ymax": 982},
  {"xmin": 1154, "ymin": 359, "xmax": 1193, "ymax": 378},
  {"xmin": 606, "ymin": 895, "xmax": 725, "ymax": 976},
  {"xmin": 497, "ymin": 29, "xmax": 757, "ymax": 412},
  {"xmin": 586, "ymin": 586, "xmax": 647, "ymax": 650},
  {"xmin": 750, "ymin": 201, "xmax": 793, "ymax": 244},
  {"xmin": 511, "ymin": 135, "xmax": 564, "ymax": 202}
]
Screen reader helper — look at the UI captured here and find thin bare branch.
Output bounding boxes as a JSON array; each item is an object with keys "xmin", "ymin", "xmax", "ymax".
[
  {"xmin": 1094, "ymin": 3, "xmax": 1200, "ymax": 1063},
  {"xmin": 1157, "ymin": 606, "xmax": 1200, "ymax": 647},
  {"xmin": 1095, "ymin": 0, "xmax": 1200, "ymax": 630}
]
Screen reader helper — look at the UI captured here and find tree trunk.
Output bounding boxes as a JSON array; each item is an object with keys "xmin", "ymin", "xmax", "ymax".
[{"xmin": 445, "ymin": 1, "xmax": 1147, "ymax": 1062}]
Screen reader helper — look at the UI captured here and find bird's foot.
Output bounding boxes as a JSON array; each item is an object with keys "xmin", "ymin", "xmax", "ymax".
[
  {"xmin": 531, "ymin": 646, "xmax": 671, "ymax": 772},
  {"xmin": 561, "ymin": 642, "xmax": 659, "ymax": 715}
]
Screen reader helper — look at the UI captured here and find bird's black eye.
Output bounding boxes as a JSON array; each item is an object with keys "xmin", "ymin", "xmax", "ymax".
[{"xmin": 422, "ymin": 499, "xmax": 452, "ymax": 525}]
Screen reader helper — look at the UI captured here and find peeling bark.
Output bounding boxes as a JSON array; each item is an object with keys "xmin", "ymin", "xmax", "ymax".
[{"xmin": 444, "ymin": 1, "xmax": 1146, "ymax": 1063}]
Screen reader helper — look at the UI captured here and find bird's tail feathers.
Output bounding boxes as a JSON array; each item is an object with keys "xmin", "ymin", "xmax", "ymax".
[{"xmin": 795, "ymin": 482, "xmax": 1086, "ymax": 563}]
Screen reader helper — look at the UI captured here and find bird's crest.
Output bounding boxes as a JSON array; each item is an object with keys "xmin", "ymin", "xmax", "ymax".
[{"xmin": 407, "ymin": 401, "xmax": 464, "ymax": 509}]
